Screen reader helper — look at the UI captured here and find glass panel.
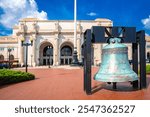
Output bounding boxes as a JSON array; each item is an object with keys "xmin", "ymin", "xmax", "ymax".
[
  {"xmin": 47, "ymin": 59, "xmax": 50, "ymax": 65},
  {"xmin": 61, "ymin": 59, "xmax": 64, "ymax": 65},
  {"xmin": 61, "ymin": 46, "xmax": 72, "ymax": 56},
  {"xmin": 65, "ymin": 59, "xmax": 68, "ymax": 65},
  {"xmin": 43, "ymin": 59, "xmax": 46, "ymax": 65},
  {"xmin": 69, "ymin": 58, "xmax": 72, "ymax": 64},
  {"xmin": 43, "ymin": 46, "xmax": 53, "ymax": 56},
  {"xmin": 50, "ymin": 59, "xmax": 53, "ymax": 65}
]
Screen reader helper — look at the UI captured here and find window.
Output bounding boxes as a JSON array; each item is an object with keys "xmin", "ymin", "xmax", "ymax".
[
  {"xmin": 147, "ymin": 45, "xmax": 150, "ymax": 48},
  {"xmin": 43, "ymin": 46, "xmax": 53, "ymax": 56},
  {"xmin": 9, "ymin": 55, "xmax": 14, "ymax": 60},
  {"xmin": 0, "ymin": 55, "xmax": 4, "ymax": 60},
  {"xmin": 8, "ymin": 48, "xmax": 14, "ymax": 51},
  {"xmin": 0, "ymin": 47, "xmax": 4, "ymax": 51},
  {"xmin": 61, "ymin": 46, "xmax": 72, "ymax": 56}
]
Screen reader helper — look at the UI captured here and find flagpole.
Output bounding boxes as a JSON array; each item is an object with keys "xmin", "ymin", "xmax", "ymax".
[
  {"xmin": 74, "ymin": 0, "xmax": 77, "ymax": 48},
  {"xmin": 72, "ymin": 0, "xmax": 79, "ymax": 65}
]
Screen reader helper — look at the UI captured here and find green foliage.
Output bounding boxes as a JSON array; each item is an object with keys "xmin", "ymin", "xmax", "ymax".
[
  {"xmin": 0, "ymin": 69, "xmax": 35, "ymax": 85},
  {"xmin": 146, "ymin": 65, "xmax": 150, "ymax": 74}
]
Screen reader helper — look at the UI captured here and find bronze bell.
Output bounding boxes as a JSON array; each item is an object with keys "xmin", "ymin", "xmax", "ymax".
[{"xmin": 94, "ymin": 38, "xmax": 138, "ymax": 88}]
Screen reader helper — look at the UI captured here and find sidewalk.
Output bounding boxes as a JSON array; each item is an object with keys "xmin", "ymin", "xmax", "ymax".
[
  {"xmin": 14, "ymin": 65, "xmax": 82, "ymax": 70},
  {"xmin": 0, "ymin": 67, "xmax": 150, "ymax": 100}
]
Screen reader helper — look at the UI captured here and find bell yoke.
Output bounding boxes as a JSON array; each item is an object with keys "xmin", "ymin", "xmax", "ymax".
[{"xmin": 94, "ymin": 38, "xmax": 138, "ymax": 83}]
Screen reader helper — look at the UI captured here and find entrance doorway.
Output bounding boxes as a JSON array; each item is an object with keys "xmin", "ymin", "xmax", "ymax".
[
  {"xmin": 0, "ymin": 55, "xmax": 4, "ymax": 61},
  {"xmin": 60, "ymin": 45, "xmax": 73, "ymax": 65},
  {"xmin": 39, "ymin": 42, "xmax": 53, "ymax": 66},
  {"xmin": 42, "ymin": 46, "xmax": 53, "ymax": 65}
]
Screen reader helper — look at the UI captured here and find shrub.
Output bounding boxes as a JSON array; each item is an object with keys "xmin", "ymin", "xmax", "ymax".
[
  {"xmin": 146, "ymin": 65, "xmax": 150, "ymax": 74},
  {"xmin": 0, "ymin": 69, "xmax": 35, "ymax": 85}
]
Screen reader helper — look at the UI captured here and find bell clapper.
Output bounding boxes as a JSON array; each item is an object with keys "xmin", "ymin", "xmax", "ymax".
[{"xmin": 113, "ymin": 82, "xmax": 117, "ymax": 89}]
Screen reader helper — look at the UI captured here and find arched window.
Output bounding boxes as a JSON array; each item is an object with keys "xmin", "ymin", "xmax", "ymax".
[
  {"xmin": 43, "ymin": 46, "xmax": 53, "ymax": 56},
  {"xmin": 9, "ymin": 55, "xmax": 14, "ymax": 60},
  {"xmin": 0, "ymin": 55, "xmax": 4, "ymax": 60},
  {"xmin": 61, "ymin": 46, "xmax": 72, "ymax": 56}
]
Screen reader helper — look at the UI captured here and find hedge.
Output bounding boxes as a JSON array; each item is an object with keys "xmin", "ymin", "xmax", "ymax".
[
  {"xmin": 146, "ymin": 64, "xmax": 150, "ymax": 74},
  {"xmin": 0, "ymin": 69, "xmax": 35, "ymax": 85}
]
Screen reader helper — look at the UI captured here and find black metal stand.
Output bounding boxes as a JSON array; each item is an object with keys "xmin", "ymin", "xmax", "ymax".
[
  {"xmin": 138, "ymin": 31, "xmax": 147, "ymax": 89},
  {"xmin": 83, "ymin": 26, "xmax": 146, "ymax": 95},
  {"xmin": 83, "ymin": 29, "xmax": 92, "ymax": 94}
]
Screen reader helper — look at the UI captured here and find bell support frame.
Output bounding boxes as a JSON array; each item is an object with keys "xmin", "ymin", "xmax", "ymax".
[{"xmin": 83, "ymin": 26, "xmax": 146, "ymax": 95}]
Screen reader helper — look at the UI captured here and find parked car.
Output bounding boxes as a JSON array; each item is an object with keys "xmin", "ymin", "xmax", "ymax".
[{"xmin": 0, "ymin": 63, "xmax": 9, "ymax": 69}]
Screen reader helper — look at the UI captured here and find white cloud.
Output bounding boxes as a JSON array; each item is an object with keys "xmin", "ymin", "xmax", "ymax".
[
  {"xmin": 0, "ymin": 31, "xmax": 8, "ymax": 35},
  {"xmin": 141, "ymin": 15, "xmax": 150, "ymax": 29},
  {"xmin": 0, "ymin": 0, "xmax": 48, "ymax": 29},
  {"xmin": 145, "ymin": 33, "xmax": 149, "ymax": 36},
  {"xmin": 87, "ymin": 12, "xmax": 97, "ymax": 16}
]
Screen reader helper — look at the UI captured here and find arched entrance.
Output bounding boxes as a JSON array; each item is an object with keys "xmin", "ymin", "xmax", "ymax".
[
  {"xmin": 39, "ymin": 42, "xmax": 53, "ymax": 66},
  {"xmin": 0, "ymin": 55, "xmax": 4, "ymax": 61},
  {"xmin": 60, "ymin": 43, "xmax": 73, "ymax": 65},
  {"xmin": 9, "ymin": 55, "xmax": 14, "ymax": 60}
]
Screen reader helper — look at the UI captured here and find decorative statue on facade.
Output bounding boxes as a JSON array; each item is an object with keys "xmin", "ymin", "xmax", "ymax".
[
  {"xmin": 20, "ymin": 22, "xmax": 25, "ymax": 32},
  {"xmin": 77, "ymin": 22, "xmax": 81, "ymax": 33},
  {"xmin": 55, "ymin": 21, "xmax": 60, "ymax": 32},
  {"xmin": 32, "ymin": 22, "xmax": 38, "ymax": 33}
]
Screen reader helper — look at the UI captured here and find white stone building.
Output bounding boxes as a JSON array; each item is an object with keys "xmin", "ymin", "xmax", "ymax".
[{"xmin": 0, "ymin": 18, "xmax": 149, "ymax": 67}]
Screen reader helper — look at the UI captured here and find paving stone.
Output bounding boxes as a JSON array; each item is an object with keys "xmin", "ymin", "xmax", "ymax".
[{"xmin": 0, "ymin": 67, "xmax": 149, "ymax": 100}]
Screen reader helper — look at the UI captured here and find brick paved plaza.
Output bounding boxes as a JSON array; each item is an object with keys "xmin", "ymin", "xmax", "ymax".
[{"xmin": 0, "ymin": 67, "xmax": 150, "ymax": 100}]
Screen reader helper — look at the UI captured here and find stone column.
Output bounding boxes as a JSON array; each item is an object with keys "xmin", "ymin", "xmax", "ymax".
[
  {"xmin": 77, "ymin": 33, "xmax": 81, "ymax": 61},
  {"xmin": 19, "ymin": 35, "xmax": 24, "ymax": 66},
  {"xmin": 32, "ymin": 38, "xmax": 36, "ymax": 66},
  {"xmin": 128, "ymin": 44, "xmax": 132, "ymax": 60},
  {"xmin": 53, "ymin": 34, "xmax": 59, "ymax": 66},
  {"xmin": 93, "ymin": 44, "xmax": 102, "ymax": 66},
  {"xmin": 99, "ymin": 44, "xmax": 102, "ymax": 64},
  {"xmin": 53, "ymin": 43, "xmax": 56, "ymax": 66},
  {"xmin": 19, "ymin": 40, "xmax": 24, "ymax": 66}
]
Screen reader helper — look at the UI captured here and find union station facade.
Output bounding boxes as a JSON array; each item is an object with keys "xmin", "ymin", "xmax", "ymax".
[{"xmin": 0, "ymin": 18, "xmax": 150, "ymax": 67}]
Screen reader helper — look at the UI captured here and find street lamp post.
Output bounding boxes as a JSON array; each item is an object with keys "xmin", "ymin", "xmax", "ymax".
[
  {"xmin": 21, "ymin": 37, "xmax": 33, "ymax": 72},
  {"xmin": 31, "ymin": 54, "xmax": 33, "ymax": 67},
  {"xmin": 8, "ymin": 48, "xmax": 12, "ymax": 69}
]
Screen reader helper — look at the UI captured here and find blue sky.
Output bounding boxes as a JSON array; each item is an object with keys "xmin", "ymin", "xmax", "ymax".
[{"xmin": 0, "ymin": 0, "xmax": 150, "ymax": 36}]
